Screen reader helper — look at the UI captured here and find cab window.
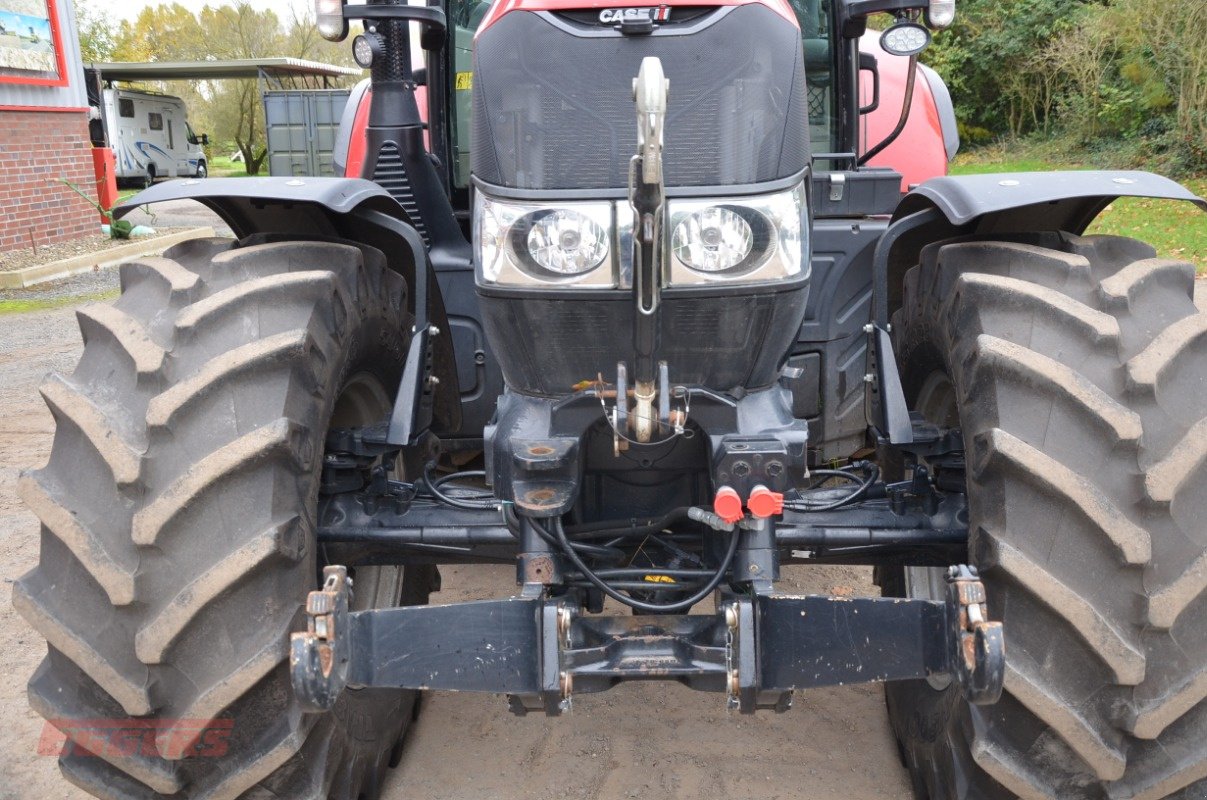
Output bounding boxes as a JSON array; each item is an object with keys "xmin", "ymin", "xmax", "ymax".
[{"xmin": 790, "ymin": 0, "xmax": 838, "ymax": 156}]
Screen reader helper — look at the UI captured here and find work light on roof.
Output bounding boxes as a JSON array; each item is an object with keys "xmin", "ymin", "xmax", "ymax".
[
  {"xmin": 880, "ymin": 21, "xmax": 931, "ymax": 57},
  {"xmin": 352, "ymin": 33, "xmax": 382, "ymax": 68}
]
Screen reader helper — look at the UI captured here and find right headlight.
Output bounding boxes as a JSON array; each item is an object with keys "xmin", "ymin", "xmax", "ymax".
[
  {"xmin": 665, "ymin": 181, "xmax": 806, "ymax": 286},
  {"xmin": 474, "ymin": 193, "xmax": 618, "ymax": 288}
]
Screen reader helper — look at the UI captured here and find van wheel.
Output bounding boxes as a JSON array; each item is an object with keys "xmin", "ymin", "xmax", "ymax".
[
  {"xmin": 195, "ymin": 161, "xmax": 207, "ymax": 179},
  {"xmin": 142, "ymin": 166, "xmax": 155, "ymax": 189}
]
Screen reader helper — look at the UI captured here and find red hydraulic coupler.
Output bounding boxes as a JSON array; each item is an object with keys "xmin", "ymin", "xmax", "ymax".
[
  {"xmin": 713, "ymin": 486, "xmax": 744, "ymax": 525},
  {"xmin": 747, "ymin": 485, "xmax": 784, "ymax": 519}
]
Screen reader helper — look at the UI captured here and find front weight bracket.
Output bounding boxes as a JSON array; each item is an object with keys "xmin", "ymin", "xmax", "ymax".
[{"xmin": 290, "ymin": 565, "xmax": 352, "ymax": 712}]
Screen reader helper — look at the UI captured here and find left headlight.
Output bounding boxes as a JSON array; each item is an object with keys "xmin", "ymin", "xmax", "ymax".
[
  {"xmin": 474, "ymin": 194, "xmax": 617, "ymax": 288},
  {"xmin": 665, "ymin": 182, "xmax": 806, "ymax": 286}
]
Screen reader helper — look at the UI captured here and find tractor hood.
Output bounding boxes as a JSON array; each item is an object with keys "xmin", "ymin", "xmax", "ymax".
[{"xmin": 470, "ymin": 2, "xmax": 809, "ymax": 194}]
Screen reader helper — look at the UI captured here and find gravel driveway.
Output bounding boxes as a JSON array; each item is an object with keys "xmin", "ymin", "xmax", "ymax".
[{"xmin": 0, "ymin": 267, "xmax": 1202, "ymax": 800}]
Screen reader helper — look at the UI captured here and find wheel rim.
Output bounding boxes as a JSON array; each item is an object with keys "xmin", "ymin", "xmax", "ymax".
[
  {"xmin": 904, "ymin": 369, "xmax": 958, "ymax": 691},
  {"xmin": 327, "ymin": 372, "xmax": 404, "ymax": 612}
]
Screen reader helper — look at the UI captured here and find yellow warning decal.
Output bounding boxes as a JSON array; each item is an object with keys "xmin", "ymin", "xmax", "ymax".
[
  {"xmin": 455, "ymin": 72, "xmax": 473, "ymax": 90},
  {"xmin": 643, "ymin": 574, "xmax": 676, "ymax": 584}
]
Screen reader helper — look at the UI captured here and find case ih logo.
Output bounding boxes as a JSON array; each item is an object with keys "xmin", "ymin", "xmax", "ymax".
[
  {"xmin": 37, "ymin": 718, "xmax": 234, "ymax": 759},
  {"xmin": 599, "ymin": 6, "xmax": 672, "ymax": 24}
]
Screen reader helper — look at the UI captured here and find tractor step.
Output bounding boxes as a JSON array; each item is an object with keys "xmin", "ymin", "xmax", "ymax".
[{"xmin": 290, "ymin": 565, "xmax": 1003, "ymax": 716}]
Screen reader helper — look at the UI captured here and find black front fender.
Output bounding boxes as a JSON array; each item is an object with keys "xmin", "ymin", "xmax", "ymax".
[
  {"xmin": 875, "ymin": 170, "xmax": 1207, "ymax": 325},
  {"xmin": 113, "ymin": 176, "xmax": 408, "ymax": 238},
  {"xmin": 114, "ymin": 176, "xmax": 463, "ymax": 437}
]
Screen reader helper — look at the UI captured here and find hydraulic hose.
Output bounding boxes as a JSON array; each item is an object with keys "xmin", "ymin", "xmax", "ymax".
[
  {"xmin": 421, "ymin": 463, "xmax": 497, "ymax": 511},
  {"xmin": 786, "ymin": 464, "xmax": 881, "ymax": 512},
  {"xmin": 565, "ymin": 507, "xmax": 692, "ymax": 540},
  {"xmin": 549, "ymin": 517, "xmax": 739, "ymax": 613}
]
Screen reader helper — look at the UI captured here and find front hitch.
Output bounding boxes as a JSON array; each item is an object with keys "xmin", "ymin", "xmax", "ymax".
[{"xmin": 290, "ymin": 563, "xmax": 1005, "ymax": 715}]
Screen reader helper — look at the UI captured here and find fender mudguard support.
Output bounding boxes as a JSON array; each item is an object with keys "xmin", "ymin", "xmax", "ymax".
[{"xmin": 112, "ymin": 177, "xmax": 462, "ymax": 440}]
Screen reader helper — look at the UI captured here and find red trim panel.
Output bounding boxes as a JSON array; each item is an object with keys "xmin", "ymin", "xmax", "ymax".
[
  {"xmin": 478, "ymin": 0, "xmax": 797, "ymax": 34},
  {"xmin": 343, "ymin": 88, "xmax": 373, "ymax": 178},
  {"xmin": 0, "ymin": 105, "xmax": 87, "ymax": 113}
]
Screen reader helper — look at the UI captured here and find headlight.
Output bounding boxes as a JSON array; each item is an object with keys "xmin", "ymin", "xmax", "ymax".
[
  {"xmin": 525, "ymin": 209, "xmax": 610, "ymax": 275},
  {"xmin": 315, "ymin": 0, "xmax": 347, "ymax": 41},
  {"xmin": 474, "ymin": 194, "xmax": 616, "ymax": 288},
  {"xmin": 665, "ymin": 182, "xmax": 806, "ymax": 286},
  {"xmin": 926, "ymin": 0, "xmax": 956, "ymax": 29},
  {"xmin": 671, "ymin": 206, "xmax": 756, "ymax": 273}
]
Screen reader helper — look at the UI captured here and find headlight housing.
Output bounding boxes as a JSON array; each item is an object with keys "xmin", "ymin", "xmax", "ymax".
[
  {"xmin": 473, "ymin": 180, "xmax": 807, "ymax": 289},
  {"xmin": 926, "ymin": 0, "xmax": 956, "ymax": 29},
  {"xmin": 474, "ymin": 195, "xmax": 618, "ymax": 288},
  {"xmin": 665, "ymin": 182, "xmax": 806, "ymax": 285}
]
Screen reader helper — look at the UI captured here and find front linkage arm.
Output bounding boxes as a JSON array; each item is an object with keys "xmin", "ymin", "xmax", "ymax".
[{"xmin": 291, "ymin": 564, "xmax": 1003, "ymax": 715}]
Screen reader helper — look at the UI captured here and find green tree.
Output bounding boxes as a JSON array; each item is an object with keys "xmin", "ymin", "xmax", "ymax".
[
  {"xmin": 924, "ymin": 0, "xmax": 1092, "ymax": 138},
  {"xmin": 75, "ymin": 0, "xmax": 116, "ymax": 62}
]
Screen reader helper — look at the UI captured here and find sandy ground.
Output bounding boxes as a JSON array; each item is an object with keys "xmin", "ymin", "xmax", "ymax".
[{"xmin": 0, "ymin": 271, "xmax": 1202, "ymax": 800}]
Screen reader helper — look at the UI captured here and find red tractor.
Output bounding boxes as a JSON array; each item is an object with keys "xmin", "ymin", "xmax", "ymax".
[{"xmin": 15, "ymin": 0, "xmax": 1206, "ymax": 798}]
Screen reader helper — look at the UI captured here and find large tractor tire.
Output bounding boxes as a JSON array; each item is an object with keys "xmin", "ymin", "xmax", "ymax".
[
  {"xmin": 14, "ymin": 236, "xmax": 432, "ymax": 799},
  {"xmin": 887, "ymin": 232, "xmax": 1207, "ymax": 800}
]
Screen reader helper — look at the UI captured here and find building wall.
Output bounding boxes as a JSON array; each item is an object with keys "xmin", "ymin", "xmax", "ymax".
[
  {"xmin": 1, "ymin": 0, "xmax": 98, "ymax": 255},
  {"xmin": 0, "ymin": 110, "xmax": 98, "ymax": 253}
]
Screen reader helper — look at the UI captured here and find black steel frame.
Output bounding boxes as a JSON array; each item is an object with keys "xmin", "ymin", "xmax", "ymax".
[{"xmin": 291, "ymin": 563, "xmax": 1003, "ymax": 716}]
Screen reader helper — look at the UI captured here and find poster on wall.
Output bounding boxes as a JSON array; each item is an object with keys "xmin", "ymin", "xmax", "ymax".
[{"xmin": 0, "ymin": 0, "xmax": 68, "ymax": 86}]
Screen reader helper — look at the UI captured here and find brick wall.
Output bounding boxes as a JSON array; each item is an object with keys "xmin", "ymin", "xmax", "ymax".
[{"xmin": 0, "ymin": 110, "xmax": 100, "ymax": 254}]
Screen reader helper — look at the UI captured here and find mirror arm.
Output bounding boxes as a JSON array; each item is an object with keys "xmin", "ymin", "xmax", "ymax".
[{"xmin": 839, "ymin": 0, "xmax": 926, "ymax": 37}]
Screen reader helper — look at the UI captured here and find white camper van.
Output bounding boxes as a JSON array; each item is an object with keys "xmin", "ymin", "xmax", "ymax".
[{"xmin": 100, "ymin": 87, "xmax": 208, "ymax": 187}]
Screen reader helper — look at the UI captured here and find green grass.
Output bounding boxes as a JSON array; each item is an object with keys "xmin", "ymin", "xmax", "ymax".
[
  {"xmin": 0, "ymin": 288, "xmax": 118, "ymax": 316},
  {"xmin": 206, "ymin": 155, "xmax": 248, "ymax": 177},
  {"xmin": 950, "ymin": 148, "xmax": 1207, "ymax": 274}
]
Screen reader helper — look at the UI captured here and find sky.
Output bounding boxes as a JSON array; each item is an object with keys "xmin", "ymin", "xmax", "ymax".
[{"xmin": 81, "ymin": 0, "xmax": 308, "ymax": 24}]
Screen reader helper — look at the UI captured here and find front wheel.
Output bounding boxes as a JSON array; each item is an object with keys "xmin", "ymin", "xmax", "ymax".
[
  {"xmin": 15, "ymin": 236, "xmax": 430, "ymax": 799},
  {"xmin": 886, "ymin": 232, "xmax": 1207, "ymax": 799},
  {"xmin": 195, "ymin": 161, "xmax": 207, "ymax": 179}
]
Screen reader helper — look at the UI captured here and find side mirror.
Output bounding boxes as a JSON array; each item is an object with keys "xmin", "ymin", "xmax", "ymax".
[
  {"xmin": 412, "ymin": 67, "xmax": 427, "ymax": 87},
  {"xmin": 201, "ymin": 133, "xmax": 209, "ymax": 146}
]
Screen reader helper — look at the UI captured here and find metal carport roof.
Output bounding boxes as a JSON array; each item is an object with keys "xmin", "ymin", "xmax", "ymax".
[{"xmin": 85, "ymin": 58, "xmax": 360, "ymax": 87}]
